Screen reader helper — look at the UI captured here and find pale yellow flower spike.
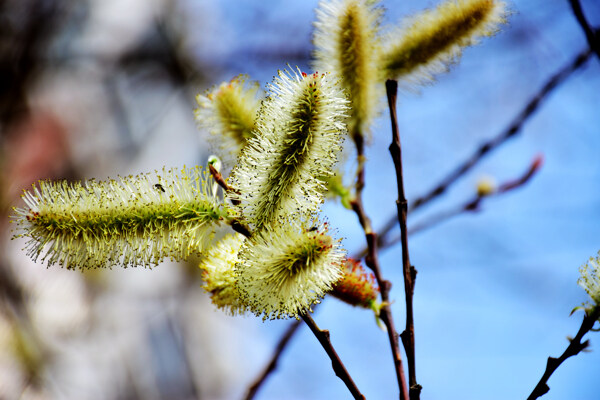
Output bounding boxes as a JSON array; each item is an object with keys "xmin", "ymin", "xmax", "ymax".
[
  {"xmin": 12, "ymin": 167, "xmax": 230, "ymax": 270},
  {"xmin": 228, "ymin": 68, "xmax": 349, "ymax": 230},
  {"xmin": 195, "ymin": 75, "xmax": 262, "ymax": 162},
  {"xmin": 200, "ymin": 233, "xmax": 248, "ymax": 316},
  {"xmin": 579, "ymin": 252, "xmax": 600, "ymax": 308},
  {"xmin": 235, "ymin": 219, "xmax": 345, "ymax": 321},
  {"xmin": 381, "ymin": 0, "xmax": 508, "ymax": 86},
  {"xmin": 313, "ymin": 0, "xmax": 383, "ymax": 136}
]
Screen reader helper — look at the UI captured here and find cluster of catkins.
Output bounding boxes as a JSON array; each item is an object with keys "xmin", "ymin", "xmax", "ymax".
[{"xmin": 13, "ymin": 0, "xmax": 508, "ymax": 320}]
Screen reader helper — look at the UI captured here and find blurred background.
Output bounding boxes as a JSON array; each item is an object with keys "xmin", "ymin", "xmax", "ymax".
[{"xmin": 1, "ymin": 0, "xmax": 599, "ymax": 399}]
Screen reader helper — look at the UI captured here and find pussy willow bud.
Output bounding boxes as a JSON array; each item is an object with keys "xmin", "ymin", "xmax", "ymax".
[
  {"xmin": 228, "ymin": 68, "xmax": 349, "ymax": 230},
  {"xmin": 235, "ymin": 219, "xmax": 345, "ymax": 320},
  {"xmin": 332, "ymin": 258, "xmax": 380, "ymax": 310},
  {"xmin": 381, "ymin": 0, "xmax": 507, "ymax": 86},
  {"xmin": 195, "ymin": 75, "xmax": 262, "ymax": 162},
  {"xmin": 199, "ymin": 233, "xmax": 247, "ymax": 316},
  {"xmin": 579, "ymin": 251, "xmax": 600, "ymax": 311},
  {"xmin": 12, "ymin": 167, "xmax": 230, "ymax": 270},
  {"xmin": 313, "ymin": 0, "xmax": 383, "ymax": 136}
]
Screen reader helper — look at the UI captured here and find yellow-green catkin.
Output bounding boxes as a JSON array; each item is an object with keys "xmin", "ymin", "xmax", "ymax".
[
  {"xmin": 195, "ymin": 75, "xmax": 262, "ymax": 163},
  {"xmin": 313, "ymin": 0, "xmax": 383, "ymax": 136},
  {"xmin": 579, "ymin": 252, "xmax": 600, "ymax": 308},
  {"xmin": 381, "ymin": 0, "xmax": 508, "ymax": 86},
  {"xmin": 12, "ymin": 167, "xmax": 230, "ymax": 270},
  {"xmin": 199, "ymin": 233, "xmax": 247, "ymax": 316},
  {"xmin": 235, "ymin": 219, "xmax": 345, "ymax": 320},
  {"xmin": 228, "ymin": 68, "xmax": 349, "ymax": 230}
]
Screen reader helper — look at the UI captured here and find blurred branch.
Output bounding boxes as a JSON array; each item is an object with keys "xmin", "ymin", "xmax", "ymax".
[
  {"xmin": 371, "ymin": 47, "xmax": 592, "ymax": 255},
  {"xmin": 301, "ymin": 313, "xmax": 365, "ymax": 400},
  {"xmin": 568, "ymin": 0, "xmax": 600, "ymax": 60},
  {"xmin": 244, "ymin": 320, "xmax": 302, "ymax": 400},
  {"xmin": 386, "ymin": 79, "xmax": 420, "ymax": 400},
  {"xmin": 0, "ymin": 0, "xmax": 60, "ymax": 131},
  {"xmin": 527, "ymin": 307, "xmax": 600, "ymax": 400}
]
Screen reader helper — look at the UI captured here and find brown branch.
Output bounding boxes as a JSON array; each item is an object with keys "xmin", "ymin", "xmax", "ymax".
[
  {"xmin": 370, "ymin": 48, "xmax": 592, "ymax": 255},
  {"xmin": 244, "ymin": 320, "xmax": 302, "ymax": 400},
  {"xmin": 300, "ymin": 313, "xmax": 365, "ymax": 400},
  {"xmin": 350, "ymin": 126, "xmax": 410, "ymax": 400},
  {"xmin": 527, "ymin": 307, "xmax": 600, "ymax": 400},
  {"xmin": 388, "ymin": 154, "xmax": 543, "ymax": 241},
  {"xmin": 208, "ymin": 163, "xmax": 241, "ymax": 206},
  {"xmin": 386, "ymin": 80, "xmax": 421, "ymax": 400},
  {"xmin": 568, "ymin": 0, "xmax": 600, "ymax": 60}
]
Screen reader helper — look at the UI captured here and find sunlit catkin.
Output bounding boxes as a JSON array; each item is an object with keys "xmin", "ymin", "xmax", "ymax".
[
  {"xmin": 228, "ymin": 68, "xmax": 349, "ymax": 230},
  {"xmin": 381, "ymin": 0, "xmax": 507, "ymax": 86},
  {"xmin": 313, "ymin": 0, "xmax": 383, "ymax": 136},
  {"xmin": 12, "ymin": 167, "xmax": 230, "ymax": 270},
  {"xmin": 235, "ymin": 219, "xmax": 345, "ymax": 320},
  {"xmin": 199, "ymin": 233, "xmax": 247, "ymax": 316},
  {"xmin": 195, "ymin": 75, "xmax": 262, "ymax": 163}
]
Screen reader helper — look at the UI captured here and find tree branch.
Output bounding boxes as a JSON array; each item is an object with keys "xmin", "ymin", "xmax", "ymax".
[
  {"xmin": 371, "ymin": 48, "xmax": 592, "ymax": 254},
  {"xmin": 527, "ymin": 307, "xmax": 600, "ymax": 400},
  {"xmin": 301, "ymin": 313, "xmax": 365, "ymax": 400},
  {"xmin": 350, "ymin": 127, "xmax": 410, "ymax": 400},
  {"xmin": 244, "ymin": 320, "xmax": 302, "ymax": 400},
  {"xmin": 386, "ymin": 80, "xmax": 421, "ymax": 400},
  {"xmin": 368, "ymin": 154, "xmax": 544, "ymax": 251},
  {"xmin": 568, "ymin": 0, "xmax": 600, "ymax": 60}
]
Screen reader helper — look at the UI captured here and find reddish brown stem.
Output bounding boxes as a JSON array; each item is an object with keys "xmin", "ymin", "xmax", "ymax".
[
  {"xmin": 527, "ymin": 307, "xmax": 600, "ymax": 399},
  {"xmin": 386, "ymin": 80, "xmax": 420, "ymax": 400},
  {"xmin": 370, "ymin": 49, "xmax": 591, "ymax": 255},
  {"xmin": 350, "ymin": 128, "xmax": 409, "ymax": 400},
  {"xmin": 371, "ymin": 154, "xmax": 544, "ymax": 249},
  {"xmin": 301, "ymin": 313, "xmax": 365, "ymax": 400}
]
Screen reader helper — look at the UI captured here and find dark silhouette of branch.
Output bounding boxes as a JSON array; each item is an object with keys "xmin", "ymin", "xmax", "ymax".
[
  {"xmin": 350, "ymin": 127, "xmax": 409, "ymax": 400},
  {"xmin": 386, "ymin": 80, "xmax": 421, "ymax": 400},
  {"xmin": 527, "ymin": 307, "xmax": 600, "ymax": 399},
  {"xmin": 244, "ymin": 320, "xmax": 302, "ymax": 400},
  {"xmin": 301, "ymin": 313, "xmax": 365, "ymax": 400},
  {"xmin": 568, "ymin": 0, "xmax": 600, "ymax": 60},
  {"xmin": 370, "ymin": 48, "xmax": 592, "ymax": 255}
]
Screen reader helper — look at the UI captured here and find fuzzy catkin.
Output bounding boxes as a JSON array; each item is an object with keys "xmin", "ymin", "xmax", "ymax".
[
  {"xmin": 228, "ymin": 68, "xmax": 349, "ymax": 230},
  {"xmin": 313, "ymin": 0, "xmax": 383, "ymax": 136},
  {"xmin": 12, "ymin": 166, "xmax": 230, "ymax": 270},
  {"xmin": 381, "ymin": 0, "xmax": 507, "ymax": 86},
  {"xmin": 235, "ymin": 219, "xmax": 345, "ymax": 320},
  {"xmin": 195, "ymin": 75, "xmax": 262, "ymax": 164}
]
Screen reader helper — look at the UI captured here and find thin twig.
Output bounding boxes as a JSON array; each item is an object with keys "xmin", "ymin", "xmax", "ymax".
[
  {"xmin": 244, "ymin": 320, "xmax": 302, "ymax": 400},
  {"xmin": 371, "ymin": 48, "xmax": 592, "ymax": 254},
  {"xmin": 350, "ymin": 128, "xmax": 410, "ymax": 400},
  {"xmin": 369, "ymin": 154, "xmax": 544, "ymax": 251},
  {"xmin": 527, "ymin": 307, "xmax": 600, "ymax": 400},
  {"xmin": 386, "ymin": 80, "xmax": 421, "ymax": 400},
  {"xmin": 568, "ymin": 0, "xmax": 600, "ymax": 60},
  {"xmin": 300, "ymin": 313, "xmax": 365, "ymax": 400}
]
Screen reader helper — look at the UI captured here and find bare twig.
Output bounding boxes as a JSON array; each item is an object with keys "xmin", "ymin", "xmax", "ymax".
[
  {"xmin": 350, "ymin": 128, "xmax": 410, "ymax": 400},
  {"xmin": 301, "ymin": 313, "xmax": 365, "ymax": 400},
  {"xmin": 370, "ymin": 154, "xmax": 544, "ymax": 249},
  {"xmin": 244, "ymin": 320, "xmax": 302, "ymax": 400},
  {"xmin": 386, "ymin": 80, "xmax": 421, "ymax": 400},
  {"xmin": 527, "ymin": 307, "xmax": 600, "ymax": 399},
  {"xmin": 568, "ymin": 0, "xmax": 600, "ymax": 60},
  {"xmin": 371, "ymin": 48, "xmax": 592, "ymax": 254}
]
